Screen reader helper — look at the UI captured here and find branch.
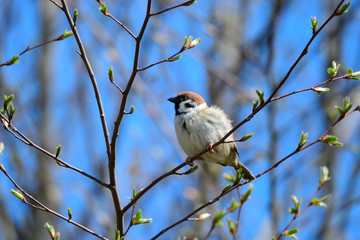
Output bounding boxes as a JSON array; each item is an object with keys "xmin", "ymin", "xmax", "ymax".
[
  {"xmin": 0, "ymin": 115, "xmax": 109, "ymax": 188},
  {"xmin": 151, "ymin": 108, "xmax": 357, "ymax": 239},
  {"xmin": 0, "ymin": 166, "xmax": 108, "ymax": 240},
  {"xmin": 0, "ymin": 31, "xmax": 73, "ymax": 67},
  {"xmin": 150, "ymin": 0, "xmax": 196, "ymax": 17},
  {"xmin": 97, "ymin": 1, "xmax": 136, "ymax": 39}
]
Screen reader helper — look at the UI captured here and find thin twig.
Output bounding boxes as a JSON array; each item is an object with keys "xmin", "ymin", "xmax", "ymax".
[
  {"xmin": 0, "ymin": 33, "xmax": 70, "ymax": 67},
  {"xmin": 96, "ymin": 1, "xmax": 136, "ymax": 39},
  {"xmin": 0, "ymin": 115, "xmax": 110, "ymax": 188},
  {"xmin": 0, "ymin": 167, "xmax": 108, "ymax": 240},
  {"xmin": 49, "ymin": 0, "xmax": 62, "ymax": 9},
  {"xmin": 137, "ymin": 50, "xmax": 182, "ymax": 71},
  {"xmin": 275, "ymin": 187, "xmax": 322, "ymax": 239},
  {"xmin": 150, "ymin": 0, "xmax": 195, "ymax": 17}
]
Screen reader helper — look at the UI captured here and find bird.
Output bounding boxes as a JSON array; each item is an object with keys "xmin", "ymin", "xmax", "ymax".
[{"xmin": 168, "ymin": 91, "xmax": 255, "ymax": 180}]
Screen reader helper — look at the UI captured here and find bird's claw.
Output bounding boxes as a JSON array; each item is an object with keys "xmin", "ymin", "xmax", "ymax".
[
  {"xmin": 208, "ymin": 144, "xmax": 214, "ymax": 153},
  {"xmin": 185, "ymin": 157, "xmax": 194, "ymax": 166}
]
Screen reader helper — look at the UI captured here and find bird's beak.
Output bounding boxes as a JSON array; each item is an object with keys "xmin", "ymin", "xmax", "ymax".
[{"xmin": 167, "ymin": 97, "xmax": 179, "ymax": 103}]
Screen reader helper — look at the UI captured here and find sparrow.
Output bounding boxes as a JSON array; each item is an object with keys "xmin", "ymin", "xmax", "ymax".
[{"xmin": 168, "ymin": 91, "xmax": 255, "ymax": 180}]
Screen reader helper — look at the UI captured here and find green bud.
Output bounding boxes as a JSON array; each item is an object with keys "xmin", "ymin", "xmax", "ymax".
[
  {"xmin": 226, "ymin": 218, "xmax": 236, "ymax": 234},
  {"xmin": 183, "ymin": 0, "xmax": 196, "ymax": 6},
  {"xmin": 255, "ymin": 89, "xmax": 265, "ymax": 103},
  {"xmin": 252, "ymin": 99, "xmax": 259, "ymax": 112},
  {"xmin": 239, "ymin": 133, "xmax": 254, "ymax": 142},
  {"xmin": 227, "ymin": 198, "xmax": 241, "ymax": 213},
  {"xmin": 67, "ymin": 207, "xmax": 72, "ymax": 220},
  {"xmin": 0, "ymin": 163, "xmax": 5, "ymax": 171},
  {"xmin": 284, "ymin": 228, "xmax": 299, "ymax": 239},
  {"xmin": 168, "ymin": 54, "xmax": 182, "ymax": 62},
  {"xmin": 198, "ymin": 213, "xmax": 211, "ymax": 221},
  {"xmin": 55, "ymin": 145, "xmax": 62, "ymax": 158},
  {"xmin": 0, "ymin": 142, "xmax": 4, "ymax": 155},
  {"xmin": 56, "ymin": 232, "xmax": 60, "ymax": 240},
  {"xmin": 212, "ymin": 209, "xmax": 225, "ymax": 226},
  {"xmin": 11, "ymin": 189, "xmax": 26, "ymax": 203},
  {"xmin": 310, "ymin": 16, "xmax": 318, "ymax": 34},
  {"xmin": 319, "ymin": 166, "xmax": 331, "ymax": 188},
  {"xmin": 188, "ymin": 38, "xmax": 202, "ymax": 48},
  {"xmin": 44, "ymin": 223, "xmax": 56, "ymax": 240},
  {"xmin": 73, "ymin": 9, "xmax": 78, "ymax": 23},
  {"xmin": 108, "ymin": 66, "xmax": 114, "ymax": 82}
]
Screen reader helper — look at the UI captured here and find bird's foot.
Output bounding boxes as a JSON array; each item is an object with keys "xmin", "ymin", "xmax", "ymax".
[
  {"xmin": 208, "ymin": 143, "xmax": 214, "ymax": 153},
  {"xmin": 185, "ymin": 157, "xmax": 194, "ymax": 166}
]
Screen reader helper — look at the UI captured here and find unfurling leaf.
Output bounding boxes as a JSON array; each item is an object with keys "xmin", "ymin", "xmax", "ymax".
[
  {"xmin": 198, "ymin": 213, "xmax": 211, "ymax": 221},
  {"xmin": 223, "ymin": 171, "xmax": 236, "ymax": 182},
  {"xmin": 226, "ymin": 218, "xmax": 236, "ymax": 235},
  {"xmin": 319, "ymin": 166, "xmax": 331, "ymax": 187},
  {"xmin": 321, "ymin": 135, "xmax": 343, "ymax": 147},
  {"xmin": 284, "ymin": 228, "xmax": 299, "ymax": 239},
  {"xmin": 310, "ymin": 16, "xmax": 318, "ymax": 34},
  {"xmin": 59, "ymin": 30, "xmax": 73, "ymax": 40},
  {"xmin": 336, "ymin": 1, "xmax": 351, "ymax": 15},
  {"xmin": 99, "ymin": 2, "xmax": 109, "ymax": 15},
  {"xmin": 297, "ymin": 131, "xmax": 309, "ymax": 149},
  {"xmin": 241, "ymin": 184, "xmax": 253, "ymax": 203}
]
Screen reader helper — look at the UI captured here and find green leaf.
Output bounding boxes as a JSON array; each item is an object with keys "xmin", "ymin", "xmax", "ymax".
[
  {"xmin": 115, "ymin": 230, "xmax": 121, "ymax": 240},
  {"xmin": 347, "ymin": 68, "xmax": 353, "ymax": 74},
  {"xmin": 134, "ymin": 209, "xmax": 142, "ymax": 223},
  {"xmin": 337, "ymin": 1, "xmax": 351, "ymax": 15},
  {"xmin": 0, "ymin": 142, "xmax": 4, "ymax": 155},
  {"xmin": 169, "ymin": 54, "xmax": 182, "ymax": 62},
  {"xmin": 284, "ymin": 229, "xmax": 299, "ymax": 239},
  {"xmin": 327, "ymin": 67, "xmax": 335, "ymax": 76}
]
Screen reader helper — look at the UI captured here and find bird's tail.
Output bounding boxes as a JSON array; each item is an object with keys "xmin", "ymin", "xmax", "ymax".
[{"xmin": 235, "ymin": 160, "xmax": 255, "ymax": 180}]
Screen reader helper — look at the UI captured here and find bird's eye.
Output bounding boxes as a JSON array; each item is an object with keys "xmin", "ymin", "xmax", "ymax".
[{"xmin": 185, "ymin": 103, "xmax": 194, "ymax": 108}]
